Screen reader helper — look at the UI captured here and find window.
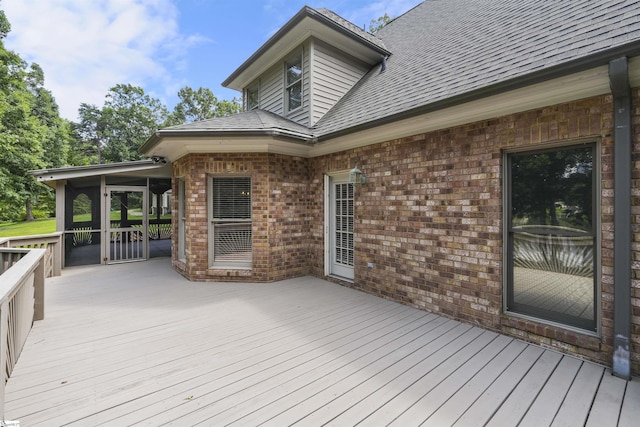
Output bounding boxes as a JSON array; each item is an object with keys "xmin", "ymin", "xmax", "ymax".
[
  {"xmin": 178, "ymin": 178, "xmax": 186, "ymax": 262},
  {"xmin": 505, "ymin": 143, "xmax": 597, "ymax": 331},
  {"xmin": 209, "ymin": 176, "xmax": 252, "ymax": 269},
  {"xmin": 285, "ymin": 53, "xmax": 302, "ymax": 112},
  {"xmin": 246, "ymin": 83, "xmax": 259, "ymax": 110}
]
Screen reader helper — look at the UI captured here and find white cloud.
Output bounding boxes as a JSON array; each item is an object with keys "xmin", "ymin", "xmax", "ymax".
[{"xmin": 2, "ymin": 0, "xmax": 207, "ymax": 121}]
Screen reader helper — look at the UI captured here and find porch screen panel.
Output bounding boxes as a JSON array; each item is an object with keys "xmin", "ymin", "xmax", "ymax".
[
  {"xmin": 211, "ymin": 177, "xmax": 252, "ymax": 268},
  {"xmin": 335, "ymin": 182, "xmax": 354, "ymax": 267}
]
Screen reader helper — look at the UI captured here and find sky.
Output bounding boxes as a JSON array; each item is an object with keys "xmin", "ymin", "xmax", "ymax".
[{"xmin": 2, "ymin": 0, "xmax": 422, "ymax": 122}]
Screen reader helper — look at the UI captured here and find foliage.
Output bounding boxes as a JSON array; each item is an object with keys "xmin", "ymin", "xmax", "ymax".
[
  {"xmin": 369, "ymin": 13, "xmax": 393, "ymax": 34},
  {"xmin": 0, "ymin": 2, "xmax": 240, "ymax": 223},
  {"xmin": 0, "ymin": 11, "xmax": 45, "ymax": 221},
  {"xmin": 78, "ymin": 84, "xmax": 170, "ymax": 163},
  {"xmin": 511, "ymin": 146, "xmax": 593, "ymax": 231},
  {"xmin": 165, "ymin": 86, "xmax": 241, "ymax": 126}
]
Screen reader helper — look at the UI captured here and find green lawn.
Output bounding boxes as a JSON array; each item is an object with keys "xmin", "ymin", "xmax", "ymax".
[{"xmin": 0, "ymin": 219, "xmax": 56, "ymax": 238}]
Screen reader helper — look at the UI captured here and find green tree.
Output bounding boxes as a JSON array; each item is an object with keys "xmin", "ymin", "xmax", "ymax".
[
  {"xmin": 77, "ymin": 84, "xmax": 169, "ymax": 163},
  {"xmin": 165, "ymin": 86, "xmax": 241, "ymax": 126},
  {"xmin": 0, "ymin": 8, "xmax": 47, "ymax": 221},
  {"xmin": 369, "ymin": 13, "xmax": 393, "ymax": 34}
]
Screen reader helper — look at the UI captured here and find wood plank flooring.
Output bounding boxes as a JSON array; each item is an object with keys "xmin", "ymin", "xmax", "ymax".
[{"xmin": 3, "ymin": 259, "xmax": 636, "ymax": 426}]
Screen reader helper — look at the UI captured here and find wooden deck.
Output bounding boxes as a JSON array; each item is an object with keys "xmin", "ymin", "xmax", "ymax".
[{"xmin": 4, "ymin": 259, "xmax": 638, "ymax": 426}]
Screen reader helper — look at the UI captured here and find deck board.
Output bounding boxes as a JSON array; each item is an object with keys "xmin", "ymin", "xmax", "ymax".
[{"xmin": 3, "ymin": 258, "xmax": 635, "ymax": 426}]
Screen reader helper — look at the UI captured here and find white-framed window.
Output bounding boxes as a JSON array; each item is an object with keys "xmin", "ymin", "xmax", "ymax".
[
  {"xmin": 208, "ymin": 176, "xmax": 252, "ymax": 269},
  {"xmin": 177, "ymin": 177, "xmax": 186, "ymax": 262},
  {"xmin": 246, "ymin": 82, "xmax": 259, "ymax": 110},
  {"xmin": 504, "ymin": 142, "xmax": 598, "ymax": 332},
  {"xmin": 285, "ymin": 52, "xmax": 302, "ymax": 112}
]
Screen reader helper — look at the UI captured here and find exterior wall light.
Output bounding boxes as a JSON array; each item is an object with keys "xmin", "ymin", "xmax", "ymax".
[{"xmin": 349, "ymin": 166, "xmax": 366, "ymax": 185}]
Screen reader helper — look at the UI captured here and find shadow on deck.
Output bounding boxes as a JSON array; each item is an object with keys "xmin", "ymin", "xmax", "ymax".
[{"xmin": 4, "ymin": 259, "xmax": 639, "ymax": 426}]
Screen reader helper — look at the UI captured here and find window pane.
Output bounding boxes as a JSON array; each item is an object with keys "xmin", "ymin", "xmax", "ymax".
[
  {"xmin": 287, "ymin": 82, "xmax": 302, "ymax": 111},
  {"xmin": 507, "ymin": 145, "xmax": 596, "ymax": 331},
  {"xmin": 212, "ymin": 177, "xmax": 251, "ymax": 220},
  {"xmin": 247, "ymin": 85, "xmax": 259, "ymax": 110},
  {"xmin": 511, "ymin": 147, "xmax": 593, "ymax": 232},
  {"xmin": 286, "ymin": 57, "xmax": 302, "ymax": 85}
]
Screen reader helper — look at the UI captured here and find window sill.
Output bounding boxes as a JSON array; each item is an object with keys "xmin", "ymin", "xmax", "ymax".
[{"xmin": 207, "ymin": 268, "xmax": 252, "ymax": 278}]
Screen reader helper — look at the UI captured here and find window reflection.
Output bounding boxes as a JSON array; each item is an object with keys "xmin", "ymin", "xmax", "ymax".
[{"xmin": 507, "ymin": 145, "xmax": 596, "ymax": 331}]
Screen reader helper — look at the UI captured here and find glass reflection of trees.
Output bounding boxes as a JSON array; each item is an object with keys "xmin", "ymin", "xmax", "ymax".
[
  {"xmin": 508, "ymin": 145, "xmax": 596, "ymax": 330},
  {"xmin": 511, "ymin": 147, "xmax": 593, "ymax": 232}
]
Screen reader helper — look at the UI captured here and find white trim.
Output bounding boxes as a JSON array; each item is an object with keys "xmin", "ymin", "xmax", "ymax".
[
  {"xmin": 323, "ymin": 174, "xmax": 330, "ymax": 277},
  {"xmin": 177, "ymin": 177, "xmax": 186, "ymax": 263},
  {"xmin": 325, "ymin": 170, "xmax": 354, "ymax": 280}
]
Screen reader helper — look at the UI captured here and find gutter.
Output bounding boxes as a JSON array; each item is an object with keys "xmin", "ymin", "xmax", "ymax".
[{"xmin": 609, "ymin": 57, "xmax": 632, "ymax": 380}]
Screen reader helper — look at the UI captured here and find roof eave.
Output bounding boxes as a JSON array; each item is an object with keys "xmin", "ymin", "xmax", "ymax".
[
  {"xmin": 317, "ymin": 41, "xmax": 640, "ymax": 142},
  {"xmin": 222, "ymin": 6, "xmax": 390, "ymax": 90}
]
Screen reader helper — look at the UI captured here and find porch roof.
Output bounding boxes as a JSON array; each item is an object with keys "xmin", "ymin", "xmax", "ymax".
[
  {"xmin": 30, "ymin": 159, "xmax": 171, "ymax": 188},
  {"xmin": 5, "ymin": 259, "xmax": 637, "ymax": 425}
]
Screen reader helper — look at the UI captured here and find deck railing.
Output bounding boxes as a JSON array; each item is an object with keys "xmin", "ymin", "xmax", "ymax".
[
  {"xmin": 0, "ymin": 232, "xmax": 62, "ymax": 278},
  {"xmin": 0, "ymin": 247, "xmax": 46, "ymax": 419}
]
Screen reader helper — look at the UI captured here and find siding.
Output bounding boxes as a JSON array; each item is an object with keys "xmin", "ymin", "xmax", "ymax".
[
  {"xmin": 247, "ymin": 43, "xmax": 311, "ymax": 127},
  {"xmin": 311, "ymin": 39, "xmax": 371, "ymax": 126},
  {"xmin": 257, "ymin": 63, "xmax": 283, "ymax": 116}
]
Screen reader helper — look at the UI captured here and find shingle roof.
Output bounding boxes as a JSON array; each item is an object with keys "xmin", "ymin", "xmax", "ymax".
[
  {"xmin": 315, "ymin": 8, "xmax": 387, "ymax": 51},
  {"xmin": 160, "ymin": 109, "xmax": 314, "ymax": 140},
  {"xmin": 158, "ymin": 0, "xmax": 640, "ymax": 143},
  {"xmin": 313, "ymin": 0, "xmax": 640, "ymax": 137}
]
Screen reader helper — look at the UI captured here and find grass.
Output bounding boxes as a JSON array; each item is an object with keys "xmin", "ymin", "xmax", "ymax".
[{"xmin": 0, "ymin": 218, "xmax": 56, "ymax": 238}]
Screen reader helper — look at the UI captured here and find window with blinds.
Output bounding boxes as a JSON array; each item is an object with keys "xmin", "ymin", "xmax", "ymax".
[{"xmin": 209, "ymin": 176, "xmax": 252, "ymax": 269}]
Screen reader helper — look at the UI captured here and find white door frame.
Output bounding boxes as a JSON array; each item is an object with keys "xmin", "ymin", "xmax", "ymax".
[
  {"xmin": 324, "ymin": 171, "xmax": 355, "ymax": 281},
  {"xmin": 104, "ymin": 185, "xmax": 148, "ymax": 264}
]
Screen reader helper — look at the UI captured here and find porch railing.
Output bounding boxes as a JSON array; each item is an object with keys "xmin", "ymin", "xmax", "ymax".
[
  {"xmin": 0, "ymin": 232, "xmax": 63, "ymax": 278},
  {"xmin": 0, "ymin": 247, "xmax": 46, "ymax": 419}
]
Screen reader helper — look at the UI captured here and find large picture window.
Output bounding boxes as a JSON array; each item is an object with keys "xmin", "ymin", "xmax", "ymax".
[
  {"xmin": 209, "ymin": 176, "xmax": 252, "ymax": 269},
  {"xmin": 177, "ymin": 178, "xmax": 186, "ymax": 262},
  {"xmin": 505, "ymin": 143, "xmax": 597, "ymax": 331},
  {"xmin": 285, "ymin": 53, "xmax": 302, "ymax": 112}
]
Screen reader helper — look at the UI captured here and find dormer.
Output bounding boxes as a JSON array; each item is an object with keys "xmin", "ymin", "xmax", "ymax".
[{"xmin": 222, "ymin": 6, "xmax": 391, "ymax": 128}]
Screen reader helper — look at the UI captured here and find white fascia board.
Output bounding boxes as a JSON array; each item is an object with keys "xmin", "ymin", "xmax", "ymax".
[
  {"xmin": 33, "ymin": 162, "xmax": 168, "ymax": 183},
  {"xmin": 154, "ymin": 136, "xmax": 312, "ymax": 162}
]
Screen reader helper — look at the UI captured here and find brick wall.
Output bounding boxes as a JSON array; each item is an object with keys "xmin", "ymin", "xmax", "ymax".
[
  {"xmin": 171, "ymin": 152, "xmax": 311, "ymax": 282},
  {"xmin": 168, "ymin": 90, "xmax": 639, "ymax": 373},
  {"xmin": 308, "ymin": 92, "xmax": 639, "ymax": 371}
]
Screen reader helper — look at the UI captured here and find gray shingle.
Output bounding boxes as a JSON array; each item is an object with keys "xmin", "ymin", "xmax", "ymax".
[
  {"xmin": 314, "ymin": 0, "xmax": 640, "ymax": 137},
  {"xmin": 161, "ymin": 110, "xmax": 313, "ymax": 138},
  {"xmin": 165, "ymin": 1, "xmax": 640, "ymax": 142}
]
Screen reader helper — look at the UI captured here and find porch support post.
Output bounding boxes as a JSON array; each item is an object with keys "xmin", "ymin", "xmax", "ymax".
[{"xmin": 609, "ymin": 57, "xmax": 632, "ymax": 380}]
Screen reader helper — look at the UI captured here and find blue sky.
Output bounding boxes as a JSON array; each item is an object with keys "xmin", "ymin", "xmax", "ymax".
[{"xmin": 3, "ymin": 0, "xmax": 421, "ymax": 121}]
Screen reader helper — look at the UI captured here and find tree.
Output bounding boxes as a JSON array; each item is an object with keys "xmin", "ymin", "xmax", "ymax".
[
  {"xmin": 369, "ymin": 13, "xmax": 393, "ymax": 34},
  {"xmin": 77, "ymin": 84, "xmax": 169, "ymax": 163},
  {"xmin": 165, "ymin": 86, "xmax": 241, "ymax": 126},
  {"xmin": 0, "ymin": 8, "xmax": 46, "ymax": 221}
]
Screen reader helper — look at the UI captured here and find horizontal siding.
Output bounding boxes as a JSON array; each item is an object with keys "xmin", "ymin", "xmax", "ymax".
[
  {"xmin": 258, "ymin": 63, "xmax": 283, "ymax": 116},
  {"xmin": 311, "ymin": 39, "xmax": 371, "ymax": 125}
]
